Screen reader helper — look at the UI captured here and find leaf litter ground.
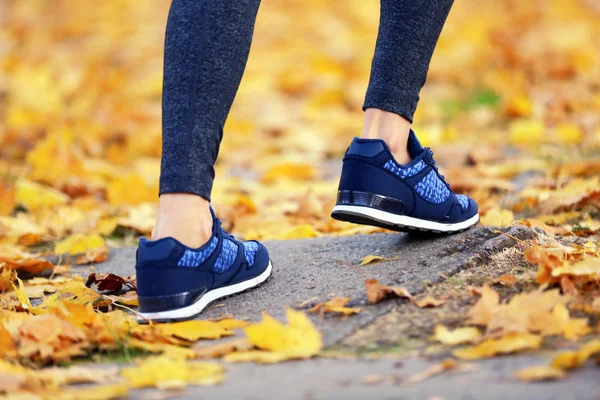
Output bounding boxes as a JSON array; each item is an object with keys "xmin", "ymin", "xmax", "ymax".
[{"xmin": 1, "ymin": 0, "xmax": 600, "ymax": 397}]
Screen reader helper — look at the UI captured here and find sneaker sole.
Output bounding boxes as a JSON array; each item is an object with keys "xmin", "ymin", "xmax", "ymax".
[
  {"xmin": 137, "ymin": 261, "xmax": 273, "ymax": 323},
  {"xmin": 331, "ymin": 205, "xmax": 479, "ymax": 234}
]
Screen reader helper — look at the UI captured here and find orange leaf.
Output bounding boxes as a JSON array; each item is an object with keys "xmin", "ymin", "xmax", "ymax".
[{"xmin": 364, "ymin": 279, "xmax": 412, "ymax": 305}]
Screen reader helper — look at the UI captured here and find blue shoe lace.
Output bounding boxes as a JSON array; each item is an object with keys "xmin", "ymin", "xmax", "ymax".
[{"xmin": 424, "ymin": 147, "xmax": 446, "ymax": 182}]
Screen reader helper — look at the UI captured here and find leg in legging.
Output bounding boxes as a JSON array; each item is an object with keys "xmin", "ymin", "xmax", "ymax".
[
  {"xmin": 153, "ymin": 0, "xmax": 261, "ymax": 247},
  {"xmin": 362, "ymin": 0, "xmax": 454, "ymax": 163}
]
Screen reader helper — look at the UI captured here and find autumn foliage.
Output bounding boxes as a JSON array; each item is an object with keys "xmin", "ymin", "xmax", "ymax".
[{"xmin": 1, "ymin": 0, "xmax": 600, "ymax": 397}]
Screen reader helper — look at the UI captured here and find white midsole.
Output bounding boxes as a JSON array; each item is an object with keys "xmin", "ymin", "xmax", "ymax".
[
  {"xmin": 332, "ymin": 205, "xmax": 479, "ymax": 232},
  {"xmin": 137, "ymin": 261, "xmax": 273, "ymax": 322}
]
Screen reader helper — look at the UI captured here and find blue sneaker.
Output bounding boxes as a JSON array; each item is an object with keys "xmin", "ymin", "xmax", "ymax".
[
  {"xmin": 135, "ymin": 209, "xmax": 272, "ymax": 322},
  {"xmin": 331, "ymin": 131, "xmax": 479, "ymax": 233}
]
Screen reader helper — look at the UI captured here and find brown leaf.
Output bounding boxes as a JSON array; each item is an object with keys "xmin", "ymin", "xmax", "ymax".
[
  {"xmin": 414, "ymin": 295, "xmax": 446, "ymax": 308},
  {"xmin": 495, "ymin": 274, "xmax": 518, "ymax": 287},
  {"xmin": 309, "ymin": 297, "xmax": 360, "ymax": 316},
  {"xmin": 73, "ymin": 246, "xmax": 109, "ymax": 265},
  {"xmin": 365, "ymin": 279, "xmax": 412, "ymax": 305},
  {"xmin": 85, "ymin": 272, "xmax": 136, "ymax": 293},
  {"xmin": 406, "ymin": 359, "xmax": 460, "ymax": 383}
]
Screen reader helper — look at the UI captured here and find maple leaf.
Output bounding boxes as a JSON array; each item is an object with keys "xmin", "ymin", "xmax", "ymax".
[
  {"xmin": 225, "ymin": 308, "xmax": 322, "ymax": 363},
  {"xmin": 480, "ymin": 208, "xmax": 514, "ymax": 227},
  {"xmin": 364, "ymin": 279, "xmax": 412, "ymax": 305},
  {"xmin": 467, "ymin": 285, "xmax": 499, "ymax": 326}
]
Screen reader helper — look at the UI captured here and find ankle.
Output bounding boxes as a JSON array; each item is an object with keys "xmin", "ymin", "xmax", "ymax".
[
  {"xmin": 361, "ymin": 108, "xmax": 412, "ymax": 163},
  {"xmin": 152, "ymin": 193, "xmax": 213, "ymax": 248}
]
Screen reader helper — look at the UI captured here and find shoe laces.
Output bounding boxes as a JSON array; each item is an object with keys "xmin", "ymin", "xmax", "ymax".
[
  {"xmin": 214, "ymin": 215, "xmax": 237, "ymax": 241},
  {"xmin": 424, "ymin": 147, "xmax": 446, "ymax": 182}
]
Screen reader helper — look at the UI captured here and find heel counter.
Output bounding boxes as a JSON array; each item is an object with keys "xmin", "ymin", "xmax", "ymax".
[
  {"xmin": 337, "ymin": 158, "xmax": 416, "ymax": 215},
  {"xmin": 136, "ymin": 238, "xmax": 179, "ymax": 267}
]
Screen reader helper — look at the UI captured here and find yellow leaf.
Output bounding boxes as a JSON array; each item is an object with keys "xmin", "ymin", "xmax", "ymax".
[
  {"xmin": 552, "ymin": 339, "xmax": 600, "ymax": 370},
  {"xmin": 128, "ymin": 339, "xmax": 196, "ymax": 360},
  {"xmin": 224, "ymin": 350, "xmax": 288, "ymax": 364},
  {"xmin": 467, "ymin": 285, "xmax": 499, "ymax": 326},
  {"xmin": 0, "ymin": 184, "xmax": 16, "ymax": 216},
  {"xmin": 54, "ymin": 234, "xmax": 105, "ymax": 255},
  {"xmin": 432, "ymin": 325, "xmax": 481, "ymax": 346},
  {"xmin": 116, "ymin": 203, "xmax": 156, "ymax": 234},
  {"xmin": 309, "ymin": 297, "xmax": 360, "ymax": 316},
  {"xmin": 509, "ymin": 119, "xmax": 544, "ymax": 145},
  {"xmin": 273, "ymin": 224, "xmax": 320, "ymax": 240},
  {"xmin": 453, "ymin": 333, "xmax": 542, "ymax": 360},
  {"xmin": 556, "ymin": 123, "xmax": 583, "ymax": 145},
  {"xmin": 121, "ymin": 356, "xmax": 224, "ymax": 389},
  {"xmin": 154, "ymin": 320, "xmax": 236, "ymax": 341},
  {"xmin": 360, "ymin": 255, "xmax": 382, "ymax": 265},
  {"xmin": 15, "ymin": 179, "xmax": 69, "ymax": 210},
  {"xmin": 504, "ymin": 93, "xmax": 532, "ymax": 117},
  {"xmin": 480, "ymin": 208, "xmax": 514, "ymax": 227},
  {"xmin": 60, "ymin": 383, "xmax": 129, "ymax": 400},
  {"xmin": 107, "ymin": 174, "xmax": 156, "ymax": 206},
  {"xmin": 515, "ymin": 366, "xmax": 566, "ymax": 381},
  {"xmin": 11, "ymin": 278, "xmax": 33, "ymax": 310},
  {"xmin": 551, "ymin": 257, "xmax": 600, "ymax": 279},
  {"xmin": 262, "ymin": 162, "xmax": 316, "ymax": 182},
  {"xmin": 234, "ymin": 308, "xmax": 322, "ymax": 362}
]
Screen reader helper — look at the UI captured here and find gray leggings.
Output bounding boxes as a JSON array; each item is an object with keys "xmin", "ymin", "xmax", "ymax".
[{"xmin": 160, "ymin": 0, "xmax": 454, "ymax": 201}]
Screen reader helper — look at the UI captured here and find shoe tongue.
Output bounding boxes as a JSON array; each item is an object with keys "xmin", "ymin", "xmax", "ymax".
[{"xmin": 407, "ymin": 130, "xmax": 424, "ymax": 159}]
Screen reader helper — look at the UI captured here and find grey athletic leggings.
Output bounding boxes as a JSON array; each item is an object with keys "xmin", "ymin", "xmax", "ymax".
[{"xmin": 160, "ymin": 0, "xmax": 454, "ymax": 200}]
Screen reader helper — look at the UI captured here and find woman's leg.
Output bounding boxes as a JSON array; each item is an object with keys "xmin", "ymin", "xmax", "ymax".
[
  {"xmin": 362, "ymin": 0, "xmax": 454, "ymax": 163},
  {"xmin": 333, "ymin": 0, "xmax": 479, "ymax": 233},
  {"xmin": 136, "ymin": 0, "xmax": 272, "ymax": 322},
  {"xmin": 154, "ymin": 0, "xmax": 261, "ymax": 248}
]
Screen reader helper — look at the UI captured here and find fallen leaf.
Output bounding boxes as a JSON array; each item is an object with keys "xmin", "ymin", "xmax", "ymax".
[
  {"xmin": 153, "ymin": 320, "xmax": 236, "ymax": 342},
  {"xmin": 309, "ymin": 297, "xmax": 360, "ymax": 316},
  {"xmin": 551, "ymin": 339, "xmax": 600, "ymax": 370},
  {"xmin": 85, "ymin": 273, "xmax": 135, "ymax": 293},
  {"xmin": 453, "ymin": 333, "xmax": 542, "ymax": 360},
  {"xmin": 225, "ymin": 308, "xmax": 322, "ymax": 363},
  {"xmin": 365, "ymin": 279, "xmax": 412, "ymax": 305},
  {"xmin": 121, "ymin": 356, "xmax": 224, "ymax": 389},
  {"xmin": 60, "ymin": 383, "xmax": 129, "ymax": 400},
  {"xmin": 467, "ymin": 285, "xmax": 499, "ymax": 326},
  {"xmin": 515, "ymin": 366, "xmax": 566, "ymax": 381},
  {"xmin": 54, "ymin": 234, "xmax": 105, "ymax": 255},
  {"xmin": 480, "ymin": 208, "xmax": 514, "ymax": 227},
  {"xmin": 406, "ymin": 359, "xmax": 460, "ymax": 383},
  {"xmin": 73, "ymin": 247, "xmax": 109, "ymax": 265},
  {"xmin": 432, "ymin": 325, "xmax": 481, "ymax": 346},
  {"xmin": 360, "ymin": 255, "xmax": 382, "ymax": 265},
  {"xmin": 415, "ymin": 295, "xmax": 446, "ymax": 308},
  {"xmin": 494, "ymin": 274, "xmax": 518, "ymax": 287},
  {"xmin": 195, "ymin": 339, "xmax": 253, "ymax": 360},
  {"xmin": 516, "ymin": 219, "xmax": 570, "ymax": 235}
]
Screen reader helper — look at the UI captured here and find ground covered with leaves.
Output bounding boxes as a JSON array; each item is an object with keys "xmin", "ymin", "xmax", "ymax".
[{"xmin": 0, "ymin": 0, "xmax": 599, "ymax": 398}]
